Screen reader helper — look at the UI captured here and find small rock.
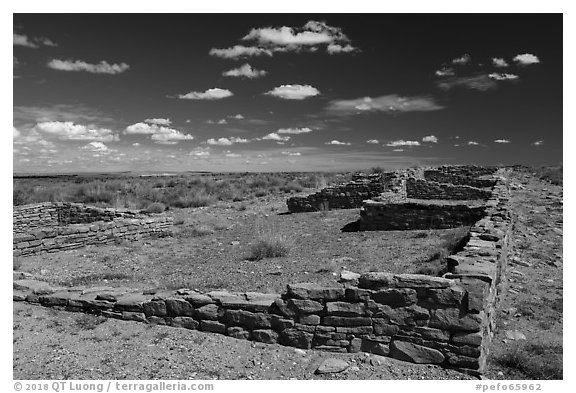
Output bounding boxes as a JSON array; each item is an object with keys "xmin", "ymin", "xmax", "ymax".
[
  {"xmin": 505, "ymin": 330, "xmax": 526, "ymax": 340},
  {"xmin": 339, "ymin": 270, "xmax": 361, "ymax": 282},
  {"xmin": 293, "ymin": 348, "xmax": 307, "ymax": 356},
  {"xmin": 230, "ymin": 241, "xmax": 240, "ymax": 246},
  {"xmin": 315, "ymin": 358, "xmax": 349, "ymax": 374}
]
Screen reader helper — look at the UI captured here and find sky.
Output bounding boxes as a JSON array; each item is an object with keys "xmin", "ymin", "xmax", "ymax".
[{"xmin": 12, "ymin": 13, "xmax": 563, "ymax": 173}]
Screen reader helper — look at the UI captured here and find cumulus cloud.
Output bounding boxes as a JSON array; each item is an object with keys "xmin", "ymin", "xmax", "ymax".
[
  {"xmin": 144, "ymin": 118, "xmax": 171, "ymax": 126},
  {"xmin": 277, "ymin": 127, "xmax": 313, "ymax": 135},
  {"xmin": 223, "ymin": 63, "xmax": 268, "ymax": 78},
  {"xmin": 435, "ymin": 68, "xmax": 456, "ymax": 77},
  {"xmin": 261, "ymin": 133, "xmax": 291, "ymax": 142},
  {"xmin": 513, "ymin": 53, "xmax": 540, "ymax": 66},
  {"xmin": 436, "ymin": 75, "xmax": 497, "ymax": 91},
  {"xmin": 209, "ymin": 45, "xmax": 273, "ymax": 59},
  {"xmin": 175, "ymin": 88, "xmax": 233, "ymax": 100},
  {"xmin": 81, "ymin": 141, "xmax": 110, "ymax": 152},
  {"xmin": 34, "ymin": 121, "xmax": 117, "ymax": 142},
  {"xmin": 492, "ymin": 57, "xmax": 509, "ymax": 68},
  {"xmin": 264, "ymin": 84, "xmax": 320, "ymax": 100},
  {"xmin": 326, "ymin": 95, "xmax": 444, "ymax": 116},
  {"xmin": 190, "ymin": 150, "xmax": 210, "ymax": 157},
  {"xmin": 488, "ymin": 73, "xmax": 519, "ymax": 81},
  {"xmin": 13, "ymin": 127, "xmax": 21, "ymax": 139},
  {"xmin": 225, "ymin": 153, "xmax": 242, "ymax": 158},
  {"xmin": 229, "ymin": 114, "xmax": 244, "ymax": 120},
  {"xmin": 326, "ymin": 43, "xmax": 357, "ymax": 54},
  {"xmin": 125, "ymin": 122, "xmax": 193, "ymax": 143},
  {"xmin": 494, "ymin": 139, "xmax": 511, "ymax": 143},
  {"xmin": 467, "ymin": 141, "xmax": 480, "ymax": 146},
  {"xmin": 14, "ymin": 33, "xmax": 57, "ymax": 48},
  {"xmin": 47, "ymin": 59, "xmax": 130, "ymax": 74},
  {"xmin": 366, "ymin": 139, "xmax": 379, "ymax": 144},
  {"xmin": 452, "ymin": 54, "xmax": 471, "ymax": 65},
  {"xmin": 206, "ymin": 137, "xmax": 250, "ymax": 146},
  {"xmin": 392, "ymin": 149, "xmax": 404, "ymax": 152},
  {"xmin": 281, "ymin": 151, "xmax": 302, "ymax": 156},
  {"xmin": 325, "ymin": 140, "xmax": 351, "ymax": 146},
  {"xmin": 532, "ymin": 140, "xmax": 544, "ymax": 146},
  {"xmin": 422, "ymin": 135, "xmax": 438, "ymax": 143},
  {"xmin": 386, "ymin": 140, "xmax": 420, "ymax": 147}
]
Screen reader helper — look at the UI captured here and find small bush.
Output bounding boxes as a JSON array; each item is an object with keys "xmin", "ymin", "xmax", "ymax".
[
  {"xmin": 145, "ymin": 202, "xmax": 166, "ymax": 213},
  {"xmin": 370, "ymin": 166, "xmax": 386, "ymax": 174},
  {"xmin": 496, "ymin": 341, "xmax": 563, "ymax": 379},
  {"xmin": 177, "ymin": 225, "xmax": 213, "ymax": 238},
  {"xmin": 249, "ymin": 238, "xmax": 291, "ymax": 261}
]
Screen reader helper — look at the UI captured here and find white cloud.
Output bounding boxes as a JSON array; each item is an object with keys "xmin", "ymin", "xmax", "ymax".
[
  {"xmin": 386, "ymin": 140, "xmax": 420, "ymax": 147},
  {"xmin": 326, "ymin": 43, "xmax": 357, "ymax": 54},
  {"xmin": 190, "ymin": 150, "xmax": 210, "ymax": 157},
  {"xmin": 325, "ymin": 140, "xmax": 351, "ymax": 146},
  {"xmin": 392, "ymin": 149, "xmax": 404, "ymax": 152},
  {"xmin": 492, "ymin": 57, "xmax": 509, "ymax": 68},
  {"xmin": 366, "ymin": 139, "xmax": 379, "ymax": 144},
  {"xmin": 452, "ymin": 54, "xmax": 471, "ymax": 65},
  {"xmin": 467, "ymin": 141, "xmax": 480, "ymax": 146},
  {"xmin": 422, "ymin": 135, "xmax": 438, "ymax": 143},
  {"xmin": 264, "ymin": 84, "xmax": 320, "ymax": 100},
  {"xmin": 81, "ymin": 141, "xmax": 110, "ymax": 152},
  {"xmin": 47, "ymin": 59, "xmax": 130, "ymax": 74},
  {"xmin": 176, "ymin": 88, "xmax": 233, "ymax": 100},
  {"xmin": 225, "ymin": 153, "xmax": 242, "ymax": 158},
  {"xmin": 34, "ymin": 121, "xmax": 117, "ymax": 142},
  {"xmin": 125, "ymin": 122, "xmax": 193, "ymax": 143},
  {"xmin": 13, "ymin": 127, "xmax": 21, "ymax": 139},
  {"xmin": 277, "ymin": 127, "xmax": 313, "ymax": 135},
  {"xmin": 132, "ymin": 142, "xmax": 140, "ymax": 147},
  {"xmin": 326, "ymin": 95, "xmax": 444, "ymax": 115},
  {"xmin": 243, "ymin": 20, "xmax": 349, "ymax": 47},
  {"xmin": 223, "ymin": 63, "xmax": 268, "ymax": 79},
  {"xmin": 229, "ymin": 114, "xmax": 244, "ymax": 120},
  {"xmin": 435, "ymin": 68, "xmax": 456, "ymax": 77},
  {"xmin": 513, "ymin": 53, "xmax": 540, "ymax": 66},
  {"xmin": 532, "ymin": 140, "xmax": 544, "ymax": 146},
  {"xmin": 281, "ymin": 151, "xmax": 301, "ymax": 156},
  {"xmin": 144, "ymin": 118, "xmax": 172, "ymax": 126},
  {"xmin": 488, "ymin": 73, "xmax": 519, "ymax": 81},
  {"xmin": 151, "ymin": 128, "xmax": 194, "ymax": 143},
  {"xmin": 494, "ymin": 139, "xmax": 511, "ymax": 143},
  {"xmin": 206, "ymin": 137, "xmax": 250, "ymax": 146},
  {"xmin": 261, "ymin": 133, "xmax": 291, "ymax": 142},
  {"xmin": 209, "ymin": 45, "xmax": 273, "ymax": 59},
  {"xmin": 14, "ymin": 33, "xmax": 57, "ymax": 48}
]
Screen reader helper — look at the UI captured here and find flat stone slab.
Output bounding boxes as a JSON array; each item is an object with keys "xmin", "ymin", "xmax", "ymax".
[
  {"xmin": 13, "ymin": 279, "xmax": 59, "ymax": 295},
  {"xmin": 390, "ymin": 340, "xmax": 445, "ymax": 364},
  {"xmin": 315, "ymin": 358, "xmax": 349, "ymax": 374}
]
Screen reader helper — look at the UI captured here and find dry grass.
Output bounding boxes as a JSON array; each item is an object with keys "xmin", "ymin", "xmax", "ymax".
[
  {"xmin": 495, "ymin": 340, "xmax": 563, "ymax": 379},
  {"xmin": 248, "ymin": 221, "xmax": 293, "ymax": 261}
]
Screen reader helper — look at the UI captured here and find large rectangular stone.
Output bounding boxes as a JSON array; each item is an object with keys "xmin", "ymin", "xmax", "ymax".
[
  {"xmin": 322, "ymin": 316, "xmax": 372, "ymax": 327},
  {"xmin": 429, "ymin": 309, "xmax": 483, "ymax": 332},
  {"xmin": 371, "ymin": 288, "xmax": 417, "ymax": 307},
  {"xmin": 325, "ymin": 301, "xmax": 366, "ymax": 317},
  {"xmin": 286, "ymin": 283, "xmax": 345, "ymax": 301}
]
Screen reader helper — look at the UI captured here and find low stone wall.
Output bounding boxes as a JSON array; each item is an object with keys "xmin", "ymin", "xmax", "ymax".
[
  {"xmin": 436, "ymin": 165, "xmax": 498, "ymax": 178},
  {"xmin": 13, "ymin": 202, "xmax": 143, "ymax": 233},
  {"xmin": 406, "ymin": 178, "xmax": 492, "ymax": 201},
  {"xmin": 13, "ymin": 216, "xmax": 173, "ymax": 256},
  {"xmin": 424, "ymin": 170, "xmax": 496, "ymax": 188},
  {"xmin": 359, "ymin": 201, "xmax": 486, "ymax": 231},
  {"xmin": 287, "ymin": 172, "xmax": 402, "ymax": 213}
]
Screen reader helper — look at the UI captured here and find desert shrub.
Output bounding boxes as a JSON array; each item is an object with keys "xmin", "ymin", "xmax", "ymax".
[
  {"xmin": 74, "ymin": 314, "xmax": 108, "ymax": 330},
  {"xmin": 495, "ymin": 341, "xmax": 563, "ymax": 379},
  {"xmin": 533, "ymin": 166, "xmax": 562, "ymax": 186},
  {"xmin": 176, "ymin": 224, "xmax": 213, "ymax": 238},
  {"xmin": 253, "ymin": 189, "xmax": 267, "ymax": 198},
  {"xmin": 370, "ymin": 166, "xmax": 386, "ymax": 174},
  {"xmin": 248, "ymin": 222, "xmax": 292, "ymax": 261},
  {"xmin": 279, "ymin": 181, "xmax": 304, "ymax": 193},
  {"xmin": 413, "ymin": 231, "xmax": 429, "ymax": 239},
  {"xmin": 171, "ymin": 192, "xmax": 215, "ymax": 208},
  {"xmin": 145, "ymin": 202, "xmax": 166, "ymax": 213}
]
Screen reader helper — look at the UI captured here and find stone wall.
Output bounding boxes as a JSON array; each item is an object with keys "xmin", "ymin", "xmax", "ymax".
[
  {"xmin": 406, "ymin": 178, "xmax": 492, "ymax": 201},
  {"xmin": 424, "ymin": 170, "xmax": 497, "ymax": 188},
  {"xmin": 13, "ymin": 202, "xmax": 172, "ymax": 256},
  {"xmin": 359, "ymin": 201, "xmax": 486, "ymax": 231},
  {"xmin": 13, "ymin": 202, "xmax": 143, "ymax": 233},
  {"xmin": 436, "ymin": 165, "xmax": 498, "ymax": 178},
  {"xmin": 13, "ymin": 216, "xmax": 173, "ymax": 256},
  {"xmin": 287, "ymin": 172, "xmax": 402, "ymax": 213}
]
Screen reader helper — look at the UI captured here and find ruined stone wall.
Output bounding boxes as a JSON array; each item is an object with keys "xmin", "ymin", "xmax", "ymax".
[
  {"xmin": 424, "ymin": 170, "xmax": 496, "ymax": 188},
  {"xmin": 359, "ymin": 201, "xmax": 486, "ymax": 231},
  {"xmin": 13, "ymin": 216, "xmax": 173, "ymax": 256},
  {"xmin": 287, "ymin": 172, "xmax": 402, "ymax": 213},
  {"xmin": 436, "ymin": 165, "xmax": 498, "ymax": 178},
  {"xmin": 13, "ymin": 202, "xmax": 143, "ymax": 233},
  {"xmin": 406, "ymin": 178, "xmax": 492, "ymax": 200}
]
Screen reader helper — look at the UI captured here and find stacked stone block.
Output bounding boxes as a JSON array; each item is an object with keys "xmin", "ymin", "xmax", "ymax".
[
  {"xmin": 287, "ymin": 172, "xmax": 402, "ymax": 213},
  {"xmin": 406, "ymin": 178, "xmax": 492, "ymax": 201},
  {"xmin": 424, "ymin": 170, "xmax": 497, "ymax": 188}
]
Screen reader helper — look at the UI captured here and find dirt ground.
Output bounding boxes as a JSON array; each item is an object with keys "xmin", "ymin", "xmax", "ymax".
[
  {"xmin": 15, "ymin": 193, "xmax": 466, "ymax": 294},
  {"xmin": 12, "ymin": 169, "xmax": 563, "ymax": 380}
]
